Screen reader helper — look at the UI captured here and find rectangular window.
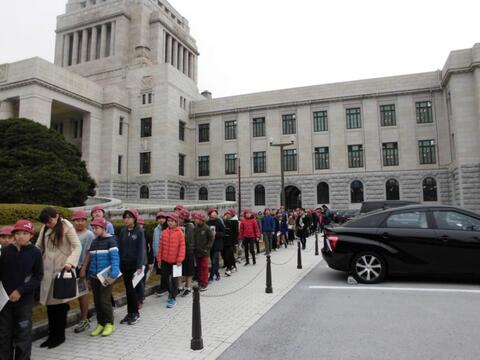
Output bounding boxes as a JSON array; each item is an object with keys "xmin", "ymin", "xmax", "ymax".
[
  {"xmin": 73, "ymin": 120, "xmax": 78, "ymax": 138},
  {"xmin": 314, "ymin": 147, "xmax": 329, "ymax": 169},
  {"xmin": 179, "ymin": 121, "xmax": 185, "ymax": 141},
  {"xmin": 253, "ymin": 151, "xmax": 266, "ymax": 173},
  {"xmin": 382, "ymin": 142, "xmax": 399, "ymax": 166},
  {"xmin": 117, "ymin": 155, "xmax": 122, "ymax": 175},
  {"xmin": 198, "ymin": 155, "xmax": 210, "ymax": 176},
  {"xmin": 283, "ymin": 149, "xmax": 297, "ymax": 171},
  {"xmin": 142, "ymin": 94, "xmax": 147, "ymax": 105},
  {"xmin": 179, "ymin": 153, "xmax": 185, "ymax": 176},
  {"xmin": 346, "ymin": 108, "xmax": 361, "ymax": 129},
  {"xmin": 313, "ymin": 111, "xmax": 328, "ymax": 132},
  {"xmin": 282, "ymin": 114, "xmax": 296, "ymax": 135},
  {"xmin": 225, "ymin": 153, "xmax": 237, "ymax": 175},
  {"xmin": 198, "ymin": 123, "xmax": 209, "ymax": 142},
  {"xmin": 140, "ymin": 152, "xmax": 151, "ymax": 174},
  {"xmin": 148, "ymin": 93, "xmax": 153, "ymax": 104},
  {"xmin": 416, "ymin": 101, "xmax": 433, "ymax": 124},
  {"xmin": 418, "ymin": 139, "xmax": 436, "ymax": 164},
  {"xmin": 79, "ymin": 118, "xmax": 83, "ymax": 138},
  {"xmin": 380, "ymin": 104, "xmax": 396, "ymax": 126},
  {"xmin": 348, "ymin": 145, "xmax": 364, "ymax": 168},
  {"xmin": 141, "ymin": 117, "xmax": 152, "ymax": 137},
  {"xmin": 119, "ymin": 117, "xmax": 124, "ymax": 135},
  {"xmin": 252, "ymin": 117, "xmax": 265, "ymax": 137},
  {"xmin": 224, "ymin": 120, "xmax": 237, "ymax": 140}
]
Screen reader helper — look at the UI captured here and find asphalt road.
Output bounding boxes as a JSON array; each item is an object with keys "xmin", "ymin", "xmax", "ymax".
[{"xmin": 219, "ymin": 259, "xmax": 480, "ymax": 360}]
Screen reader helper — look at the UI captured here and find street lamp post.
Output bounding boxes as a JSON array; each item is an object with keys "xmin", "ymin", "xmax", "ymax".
[{"xmin": 269, "ymin": 136, "xmax": 295, "ymax": 209}]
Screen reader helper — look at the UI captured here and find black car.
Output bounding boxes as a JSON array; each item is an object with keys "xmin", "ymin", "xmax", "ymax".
[
  {"xmin": 322, "ymin": 205, "xmax": 480, "ymax": 283},
  {"xmin": 359, "ymin": 200, "xmax": 418, "ymax": 215},
  {"xmin": 332, "ymin": 209, "xmax": 360, "ymax": 224}
]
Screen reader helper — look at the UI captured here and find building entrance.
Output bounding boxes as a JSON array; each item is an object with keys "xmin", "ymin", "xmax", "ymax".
[{"xmin": 285, "ymin": 185, "xmax": 302, "ymax": 210}]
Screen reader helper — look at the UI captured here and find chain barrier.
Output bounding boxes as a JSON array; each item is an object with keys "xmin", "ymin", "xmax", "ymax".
[{"xmin": 270, "ymin": 249, "xmax": 297, "ymax": 266}]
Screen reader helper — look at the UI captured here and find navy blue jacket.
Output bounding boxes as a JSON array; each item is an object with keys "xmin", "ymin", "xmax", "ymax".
[
  {"xmin": 206, "ymin": 218, "xmax": 225, "ymax": 252},
  {"xmin": 0, "ymin": 244, "xmax": 43, "ymax": 305},
  {"xmin": 261, "ymin": 215, "xmax": 276, "ymax": 232},
  {"xmin": 118, "ymin": 226, "xmax": 146, "ymax": 269}
]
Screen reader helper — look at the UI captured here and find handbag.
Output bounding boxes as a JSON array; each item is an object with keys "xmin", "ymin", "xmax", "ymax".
[{"xmin": 53, "ymin": 269, "xmax": 78, "ymax": 299}]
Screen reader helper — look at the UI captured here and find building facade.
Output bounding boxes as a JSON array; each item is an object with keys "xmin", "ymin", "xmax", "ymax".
[{"xmin": 1, "ymin": 0, "xmax": 480, "ymax": 212}]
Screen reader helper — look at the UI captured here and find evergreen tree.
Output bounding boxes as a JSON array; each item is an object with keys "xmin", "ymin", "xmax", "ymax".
[{"xmin": 0, "ymin": 118, "xmax": 96, "ymax": 207}]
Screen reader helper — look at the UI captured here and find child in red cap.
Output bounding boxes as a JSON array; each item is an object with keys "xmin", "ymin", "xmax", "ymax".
[
  {"xmin": 0, "ymin": 226, "xmax": 14, "ymax": 255},
  {"xmin": 0, "ymin": 220, "xmax": 43, "ymax": 359}
]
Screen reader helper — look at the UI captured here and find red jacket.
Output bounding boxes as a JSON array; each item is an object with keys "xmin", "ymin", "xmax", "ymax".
[
  {"xmin": 157, "ymin": 227, "xmax": 186, "ymax": 265},
  {"xmin": 239, "ymin": 218, "xmax": 260, "ymax": 240}
]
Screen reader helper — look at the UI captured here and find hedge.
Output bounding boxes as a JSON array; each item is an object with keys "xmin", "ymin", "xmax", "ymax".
[
  {"xmin": 0, "ymin": 204, "xmax": 72, "ymax": 226},
  {"xmin": 111, "ymin": 220, "xmax": 157, "ymax": 243}
]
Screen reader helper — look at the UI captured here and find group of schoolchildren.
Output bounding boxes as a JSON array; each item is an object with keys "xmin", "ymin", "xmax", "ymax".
[{"xmin": 0, "ymin": 203, "xmax": 331, "ymax": 359}]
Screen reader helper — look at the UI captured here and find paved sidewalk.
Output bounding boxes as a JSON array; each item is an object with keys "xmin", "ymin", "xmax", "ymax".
[{"xmin": 32, "ymin": 235, "xmax": 323, "ymax": 360}]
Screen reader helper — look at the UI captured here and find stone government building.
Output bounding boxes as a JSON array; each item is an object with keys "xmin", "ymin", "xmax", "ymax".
[{"xmin": 0, "ymin": 0, "xmax": 479, "ymax": 212}]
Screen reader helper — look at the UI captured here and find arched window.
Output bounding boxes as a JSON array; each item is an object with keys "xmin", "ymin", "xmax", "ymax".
[
  {"xmin": 199, "ymin": 187, "xmax": 208, "ymax": 201},
  {"xmin": 254, "ymin": 185, "xmax": 266, "ymax": 206},
  {"xmin": 317, "ymin": 182, "xmax": 330, "ymax": 204},
  {"xmin": 140, "ymin": 185, "xmax": 149, "ymax": 199},
  {"xmin": 180, "ymin": 186, "xmax": 185, "ymax": 200},
  {"xmin": 423, "ymin": 177, "xmax": 437, "ymax": 201},
  {"xmin": 350, "ymin": 180, "xmax": 364, "ymax": 203},
  {"xmin": 386, "ymin": 179, "xmax": 400, "ymax": 200},
  {"xmin": 226, "ymin": 186, "xmax": 236, "ymax": 201}
]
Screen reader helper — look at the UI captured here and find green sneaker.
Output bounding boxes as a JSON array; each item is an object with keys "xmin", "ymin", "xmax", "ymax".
[
  {"xmin": 101, "ymin": 323, "xmax": 115, "ymax": 337},
  {"xmin": 90, "ymin": 324, "xmax": 104, "ymax": 337}
]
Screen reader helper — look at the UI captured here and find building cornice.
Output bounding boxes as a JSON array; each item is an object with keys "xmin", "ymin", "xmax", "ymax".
[
  {"xmin": 441, "ymin": 61, "xmax": 480, "ymax": 87},
  {"xmin": 150, "ymin": 16, "xmax": 199, "ymax": 56},
  {"xmin": 56, "ymin": 12, "xmax": 131, "ymax": 33},
  {"xmin": 191, "ymin": 86, "xmax": 444, "ymax": 118},
  {"xmin": 0, "ymin": 78, "xmax": 131, "ymax": 113}
]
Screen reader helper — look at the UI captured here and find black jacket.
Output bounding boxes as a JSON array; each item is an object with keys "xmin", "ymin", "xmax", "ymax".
[
  {"xmin": 206, "ymin": 218, "xmax": 225, "ymax": 252},
  {"xmin": 224, "ymin": 219, "xmax": 239, "ymax": 247},
  {"xmin": 118, "ymin": 226, "xmax": 146, "ymax": 268},
  {"xmin": 0, "ymin": 243, "xmax": 43, "ymax": 305}
]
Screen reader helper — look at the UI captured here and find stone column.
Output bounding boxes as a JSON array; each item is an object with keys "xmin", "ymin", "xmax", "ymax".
[
  {"xmin": 178, "ymin": 45, "xmax": 184, "ymax": 73},
  {"xmin": 166, "ymin": 34, "xmax": 172, "ymax": 65},
  {"xmin": 183, "ymin": 48, "xmax": 188, "ymax": 75},
  {"xmin": 19, "ymin": 95, "xmax": 52, "ymax": 128},
  {"xmin": 0, "ymin": 101, "xmax": 15, "ymax": 119},
  {"xmin": 100, "ymin": 23, "xmax": 107, "ymax": 58},
  {"xmin": 81, "ymin": 111, "xmax": 102, "ymax": 181},
  {"xmin": 109, "ymin": 22, "xmax": 116, "ymax": 56},
  {"xmin": 90, "ymin": 26, "xmax": 98, "ymax": 60},
  {"xmin": 63, "ymin": 33, "xmax": 71, "ymax": 66},
  {"xmin": 172, "ymin": 39, "xmax": 178, "ymax": 68},
  {"xmin": 193, "ymin": 55, "xmax": 198, "ymax": 82},
  {"xmin": 81, "ymin": 29, "xmax": 88, "ymax": 63},
  {"xmin": 188, "ymin": 53, "xmax": 193, "ymax": 78},
  {"xmin": 72, "ymin": 31, "xmax": 79, "ymax": 65}
]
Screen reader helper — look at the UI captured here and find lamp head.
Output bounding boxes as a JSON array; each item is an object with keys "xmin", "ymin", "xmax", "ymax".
[{"xmin": 269, "ymin": 137, "xmax": 274, "ymax": 145}]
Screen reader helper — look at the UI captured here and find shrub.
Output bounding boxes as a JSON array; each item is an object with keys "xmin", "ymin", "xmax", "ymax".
[{"xmin": 0, "ymin": 204, "xmax": 72, "ymax": 225}]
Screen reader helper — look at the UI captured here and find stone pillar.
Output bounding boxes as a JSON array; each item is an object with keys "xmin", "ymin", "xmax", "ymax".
[
  {"xmin": 193, "ymin": 55, "xmax": 198, "ymax": 82},
  {"xmin": 100, "ymin": 23, "xmax": 107, "ymax": 58},
  {"xmin": 188, "ymin": 53, "xmax": 193, "ymax": 78},
  {"xmin": 63, "ymin": 33, "xmax": 71, "ymax": 66},
  {"xmin": 81, "ymin": 29, "xmax": 88, "ymax": 63},
  {"xmin": 172, "ymin": 39, "xmax": 178, "ymax": 68},
  {"xmin": 0, "ymin": 100, "xmax": 15, "ymax": 119},
  {"xmin": 72, "ymin": 31, "xmax": 79, "ymax": 65},
  {"xmin": 178, "ymin": 45, "xmax": 184, "ymax": 73},
  {"xmin": 81, "ymin": 112, "xmax": 102, "ymax": 181},
  {"xmin": 109, "ymin": 22, "xmax": 116, "ymax": 56},
  {"xmin": 166, "ymin": 34, "xmax": 172, "ymax": 65},
  {"xmin": 91, "ymin": 26, "xmax": 98, "ymax": 60},
  {"xmin": 19, "ymin": 95, "xmax": 52, "ymax": 128},
  {"xmin": 183, "ymin": 48, "xmax": 188, "ymax": 75}
]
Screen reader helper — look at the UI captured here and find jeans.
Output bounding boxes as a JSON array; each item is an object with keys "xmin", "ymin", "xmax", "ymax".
[
  {"xmin": 243, "ymin": 238, "xmax": 256, "ymax": 264},
  {"xmin": 91, "ymin": 279, "xmax": 114, "ymax": 325},
  {"xmin": 160, "ymin": 261, "xmax": 177, "ymax": 299},
  {"xmin": 209, "ymin": 249, "xmax": 220, "ymax": 278},
  {"xmin": 0, "ymin": 301, "xmax": 33, "ymax": 360},
  {"xmin": 263, "ymin": 232, "xmax": 273, "ymax": 254}
]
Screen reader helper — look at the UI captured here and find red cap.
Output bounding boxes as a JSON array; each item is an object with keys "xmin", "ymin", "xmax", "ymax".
[
  {"xmin": 227, "ymin": 208, "xmax": 236, "ymax": 215},
  {"xmin": 91, "ymin": 217, "xmax": 107, "ymax": 229},
  {"xmin": 91, "ymin": 205, "xmax": 105, "ymax": 215},
  {"xmin": 191, "ymin": 211, "xmax": 206, "ymax": 222},
  {"xmin": 12, "ymin": 220, "xmax": 34, "ymax": 235},
  {"xmin": 137, "ymin": 216, "xmax": 145, "ymax": 225},
  {"xmin": 178, "ymin": 209, "xmax": 190, "ymax": 221},
  {"xmin": 174, "ymin": 204, "xmax": 186, "ymax": 212},
  {"xmin": 156, "ymin": 211, "xmax": 167, "ymax": 219},
  {"xmin": 72, "ymin": 210, "xmax": 88, "ymax": 221},
  {"xmin": 207, "ymin": 208, "xmax": 217, "ymax": 216},
  {"xmin": 166, "ymin": 212, "xmax": 180, "ymax": 223},
  {"xmin": 123, "ymin": 208, "xmax": 139, "ymax": 221},
  {"xmin": 0, "ymin": 225, "xmax": 14, "ymax": 236}
]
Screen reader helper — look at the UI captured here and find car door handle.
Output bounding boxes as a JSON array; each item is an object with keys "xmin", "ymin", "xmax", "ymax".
[
  {"xmin": 382, "ymin": 232, "xmax": 390, "ymax": 240},
  {"xmin": 440, "ymin": 235, "xmax": 449, "ymax": 242}
]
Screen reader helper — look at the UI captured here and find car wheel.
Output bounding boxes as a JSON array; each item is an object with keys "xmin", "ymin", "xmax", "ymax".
[{"xmin": 351, "ymin": 252, "xmax": 386, "ymax": 284}]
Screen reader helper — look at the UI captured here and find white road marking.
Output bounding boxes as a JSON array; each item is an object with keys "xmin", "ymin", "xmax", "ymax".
[{"xmin": 308, "ymin": 285, "xmax": 480, "ymax": 294}]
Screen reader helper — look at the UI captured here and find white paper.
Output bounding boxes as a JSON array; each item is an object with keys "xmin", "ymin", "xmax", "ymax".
[
  {"xmin": 145, "ymin": 268, "xmax": 153, "ymax": 282},
  {"xmin": 0, "ymin": 281, "xmax": 9, "ymax": 312},
  {"xmin": 97, "ymin": 266, "xmax": 122, "ymax": 287},
  {"xmin": 132, "ymin": 266, "xmax": 146, "ymax": 288},
  {"xmin": 173, "ymin": 264, "xmax": 182, "ymax": 278}
]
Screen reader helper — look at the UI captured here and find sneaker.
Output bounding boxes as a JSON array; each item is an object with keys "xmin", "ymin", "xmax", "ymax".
[
  {"xmin": 90, "ymin": 324, "xmax": 104, "ymax": 337},
  {"xmin": 232, "ymin": 267, "xmax": 237, "ymax": 273},
  {"xmin": 155, "ymin": 289, "xmax": 168, "ymax": 297},
  {"xmin": 101, "ymin": 323, "xmax": 115, "ymax": 337},
  {"xmin": 244, "ymin": 262, "xmax": 250, "ymax": 266},
  {"xmin": 225, "ymin": 270, "xmax": 231, "ymax": 277},
  {"xmin": 166, "ymin": 298, "xmax": 177, "ymax": 308},
  {"xmin": 181, "ymin": 288, "xmax": 192, "ymax": 297},
  {"xmin": 199, "ymin": 285, "xmax": 208, "ymax": 292},
  {"xmin": 120, "ymin": 314, "xmax": 131, "ymax": 325},
  {"xmin": 74, "ymin": 319, "xmax": 90, "ymax": 333},
  {"xmin": 215, "ymin": 274, "xmax": 221, "ymax": 281},
  {"xmin": 128, "ymin": 313, "xmax": 140, "ymax": 325}
]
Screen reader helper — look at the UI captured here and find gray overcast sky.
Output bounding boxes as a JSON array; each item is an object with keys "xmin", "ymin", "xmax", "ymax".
[{"xmin": 1, "ymin": 0, "xmax": 479, "ymax": 98}]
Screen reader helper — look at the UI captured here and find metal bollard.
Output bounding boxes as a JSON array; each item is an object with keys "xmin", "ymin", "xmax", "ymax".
[
  {"xmin": 297, "ymin": 241, "xmax": 303, "ymax": 269},
  {"xmin": 191, "ymin": 286, "xmax": 204, "ymax": 351},
  {"xmin": 265, "ymin": 254, "xmax": 273, "ymax": 294},
  {"xmin": 315, "ymin": 232, "xmax": 319, "ymax": 256}
]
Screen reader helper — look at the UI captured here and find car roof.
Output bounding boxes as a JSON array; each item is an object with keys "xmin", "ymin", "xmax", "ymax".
[{"xmin": 370, "ymin": 204, "xmax": 480, "ymax": 216}]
